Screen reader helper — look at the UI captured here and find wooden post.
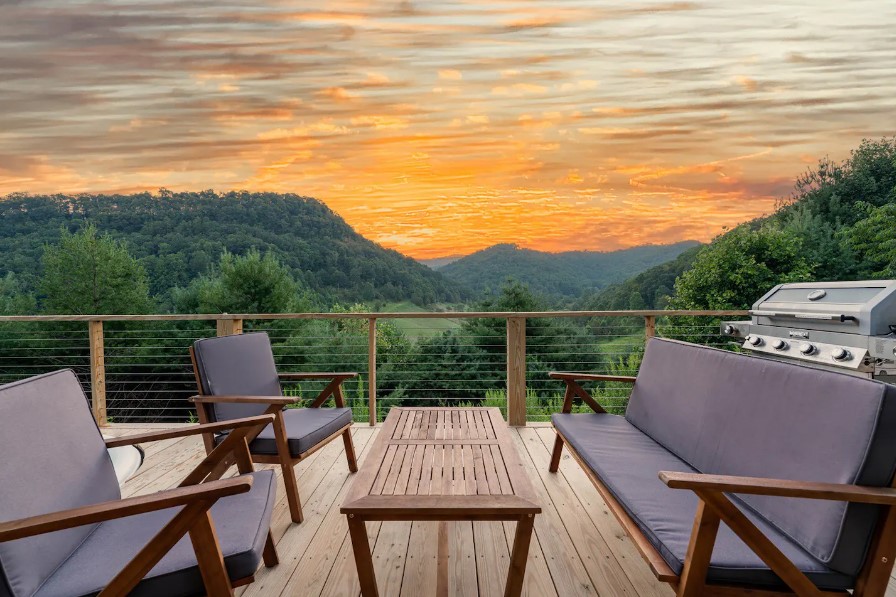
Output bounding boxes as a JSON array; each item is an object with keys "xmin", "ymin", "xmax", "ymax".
[
  {"xmin": 368, "ymin": 317, "xmax": 377, "ymax": 426},
  {"xmin": 216, "ymin": 317, "xmax": 243, "ymax": 337},
  {"xmin": 644, "ymin": 315, "xmax": 656, "ymax": 341},
  {"xmin": 88, "ymin": 320, "xmax": 107, "ymax": 426},
  {"xmin": 506, "ymin": 317, "xmax": 527, "ymax": 426}
]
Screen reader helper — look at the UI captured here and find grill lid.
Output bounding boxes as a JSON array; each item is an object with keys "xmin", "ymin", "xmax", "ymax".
[{"xmin": 751, "ymin": 280, "xmax": 896, "ymax": 336}]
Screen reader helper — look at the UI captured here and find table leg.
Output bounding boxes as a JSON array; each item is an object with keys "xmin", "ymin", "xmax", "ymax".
[
  {"xmin": 347, "ymin": 515, "xmax": 379, "ymax": 597},
  {"xmin": 504, "ymin": 514, "xmax": 535, "ymax": 597}
]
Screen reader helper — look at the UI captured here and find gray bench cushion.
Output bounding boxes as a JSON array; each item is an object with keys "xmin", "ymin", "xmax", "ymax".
[
  {"xmin": 0, "ymin": 370, "xmax": 121, "ymax": 597},
  {"xmin": 553, "ymin": 413, "xmax": 854, "ymax": 591},
  {"xmin": 34, "ymin": 469, "xmax": 276, "ymax": 597},
  {"xmin": 625, "ymin": 338, "xmax": 896, "ymax": 575},
  {"xmin": 217, "ymin": 407, "xmax": 353, "ymax": 457},
  {"xmin": 193, "ymin": 333, "xmax": 282, "ymax": 422}
]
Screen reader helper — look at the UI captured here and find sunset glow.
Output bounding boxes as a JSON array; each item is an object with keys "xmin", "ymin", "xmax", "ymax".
[{"xmin": 2, "ymin": 1, "xmax": 895, "ymax": 258}]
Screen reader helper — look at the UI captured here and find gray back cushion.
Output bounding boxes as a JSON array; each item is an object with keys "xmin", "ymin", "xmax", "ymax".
[
  {"xmin": 625, "ymin": 338, "xmax": 896, "ymax": 575},
  {"xmin": 193, "ymin": 332, "xmax": 282, "ymax": 422},
  {"xmin": 0, "ymin": 369, "xmax": 120, "ymax": 597}
]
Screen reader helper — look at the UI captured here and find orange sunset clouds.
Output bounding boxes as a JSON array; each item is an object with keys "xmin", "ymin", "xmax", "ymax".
[{"xmin": 1, "ymin": 1, "xmax": 895, "ymax": 258}]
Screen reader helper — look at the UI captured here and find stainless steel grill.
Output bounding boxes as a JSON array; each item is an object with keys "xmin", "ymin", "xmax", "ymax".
[{"xmin": 722, "ymin": 280, "xmax": 896, "ymax": 381}]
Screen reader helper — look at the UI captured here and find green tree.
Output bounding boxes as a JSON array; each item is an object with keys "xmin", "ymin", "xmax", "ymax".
[
  {"xmin": 842, "ymin": 201, "xmax": 896, "ymax": 278},
  {"xmin": 39, "ymin": 225, "xmax": 152, "ymax": 314},
  {"xmin": 174, "ymin": 249, "xmax": 313, "ymax": 314},
  {"xmin": 0, "ymin": 273, "xmax": 36, "ymax": 315},
  {"xmin": 670, "ymin": 225, "xmax": 813, "ymax": 310}
]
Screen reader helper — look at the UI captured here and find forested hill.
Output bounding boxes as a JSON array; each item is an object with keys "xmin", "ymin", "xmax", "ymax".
[
  {"xmin": 579, "ymin": 246, "xmax": 701, "ymax": 310},
  {"xmin": 0, "ymin": 191, "xmax": 468, "ymax": 305},
  {"xmin": 436, "ymin": 241, "xmax": 700, "ymax": 299}
]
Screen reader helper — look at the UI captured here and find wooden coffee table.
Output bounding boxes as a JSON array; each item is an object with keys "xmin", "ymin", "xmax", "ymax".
[{"xmin": 341, "ymin": 407, "xmax": 541, "ymax": 597}]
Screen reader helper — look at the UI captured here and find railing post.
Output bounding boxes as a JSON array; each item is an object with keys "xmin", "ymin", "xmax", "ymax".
[
  {"xmin": 88, "ymin": 320, "xmax": 107, "ymax": 426},
  {"xmin": 216, "ymin": 317, "xmax": 243, "ymax": 336},
  {"xmin": 368, "ymin": 317, "xmax": 377, "ymax": 426},
  {"xmin": 507, "ymin": 317, "xmax": 527, "ymax": 426},
  {"xmin": 644, "ymin": 315, "xmax": 656, "ymax": 341}
]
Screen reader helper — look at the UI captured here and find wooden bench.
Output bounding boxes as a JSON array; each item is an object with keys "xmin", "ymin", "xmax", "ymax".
[{"xmin": 548, "ymin": 337, "xmax": 896, "ymax": 597}]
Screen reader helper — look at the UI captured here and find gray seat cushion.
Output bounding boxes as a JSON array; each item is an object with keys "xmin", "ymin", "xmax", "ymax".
[
  {"xmin": 0, "ymin": 370, "xmax": 121, "ymax": 597},
  {"xmin": 192, "ymin": 333, "xmax": 282, "ymax": 422},
  {"xmin": 217, "ymin": 407, "xmax": 353, "ymax": 457},
  {"xmin": 34, "ymin": 469, "xmax": 277, "ymax": 597},
  {"xmin": 553, "ymin": 413, "xmax": 854, "ymax": 591},
  {"xmin": 625, "ymin": 338, "xmax": 896, "ymax": 575}
]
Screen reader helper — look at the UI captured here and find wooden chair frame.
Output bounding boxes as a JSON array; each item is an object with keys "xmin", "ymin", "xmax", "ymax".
[
  {"xmin": 0, "ymin": 414, "xmax": 280, "ymax": 597},
  {"xmin": 190, "ymin": 346, "xmax": 358, "ymax": 524},
  {"xmin": 547, "ymin": 372, "xmax": 896, "ymax": 597}
]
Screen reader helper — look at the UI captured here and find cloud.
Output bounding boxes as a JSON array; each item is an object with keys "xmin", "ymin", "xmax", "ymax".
[
  {"xmin": 316, "ymin": 87, "xmax": 357, "ymax": 102},
  {"xmin": 438, "ymin": 69, "xmax": 463, "ymax": 80},
  {"xmin": 491, "ymin": 83, "xmax": 548, "ymax": 96},
  {"xmin": 350, "ymin": 115, "xmax": 410, "ymax": 130},
  {"xmin": 734, "ymin": 76, "xmax": 759, "ymax": 92}
]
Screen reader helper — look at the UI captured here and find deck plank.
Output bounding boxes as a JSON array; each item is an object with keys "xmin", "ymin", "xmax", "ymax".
[
  {"xmin": 243, "ymin": 426, "xmax": 378, "ymax": 597},
  {"xmin": 505, "ymin": 429, "xmax": 600, "ymax": 596},
  {"xmin": 399, "ymin": 521, "xmax": 440, "ymax": 597},
  {"xmin": 532, "ymin": 426, "xmax": 671, "ymax": 597},
  {"xmin": 517, "ymin": 427, "xmax": 646, "ymax": 596}
]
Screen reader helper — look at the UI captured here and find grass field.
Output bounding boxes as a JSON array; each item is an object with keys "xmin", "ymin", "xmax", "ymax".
[{"xmin": 379, "ymin": 301, "xmax": 463, "ymax": 338}]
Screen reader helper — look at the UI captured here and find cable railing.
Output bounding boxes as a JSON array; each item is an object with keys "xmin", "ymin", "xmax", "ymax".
[{"xmin": 0, "ymin": 310, "xmax": 748, "ymax": 426}]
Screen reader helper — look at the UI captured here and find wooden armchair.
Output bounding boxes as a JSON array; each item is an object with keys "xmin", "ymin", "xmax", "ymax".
[
  {"xmin": 190, "ymin": 332, "xmax": 358, "ymax": 524},
  {"xmin": 0, "ymin": 369, "xmax": 279, "ymax": 597}
]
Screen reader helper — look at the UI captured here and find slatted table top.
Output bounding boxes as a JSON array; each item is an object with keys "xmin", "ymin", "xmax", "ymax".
[{"xmin": 342, "ymin": 408, "xmax": 540, "ymax": 519}]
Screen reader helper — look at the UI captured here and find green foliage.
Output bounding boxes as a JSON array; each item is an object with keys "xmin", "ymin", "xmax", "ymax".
[
  {"xmin": 0, "ymin": 273, "xmax": 36, "ymax": 315},
  {"xmin": 779, "ymin": 203, "xmax": 855, "ymax": 281},
  {"xmin": 0, "ymin": 191, "xmax": 468, "ymax": 306},
  {"xmin": 439, "ymin": 241, "xmax": 699, "ymax": 300},
  {"xmin": 174, "ymin": 249, "xmax": 312, "ymax": 314},
  {"xmin": 462, "ymin": 280, "xmax": 592, "ymax": 369},
  {"xmin": 670, "ymin": 226, "xmax": 813, "ymax": 310},
  {"xmin": 581, "ymin": 246, "xmax": 702, "ymax": 336},
  {"xmin": 843, "ymin": 202, "xmax": 896, "ymax": 278},
  {"xmin": 39, "ymin": 224, "xmax": 153, "ymax": 315}
]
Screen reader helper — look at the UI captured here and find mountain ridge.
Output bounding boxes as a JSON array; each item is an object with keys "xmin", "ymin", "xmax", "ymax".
[{"xmin": 438, "ymin": 240, "xmax": 701, "ymax": 299}]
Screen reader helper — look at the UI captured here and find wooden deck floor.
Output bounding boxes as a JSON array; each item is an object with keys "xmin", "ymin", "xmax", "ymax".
[{"xmin": 104, "ymin": 422, "xmax": 896, "ymax": 597}]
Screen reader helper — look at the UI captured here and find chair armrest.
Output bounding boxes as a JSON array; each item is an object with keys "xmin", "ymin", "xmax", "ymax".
[
  {"xmin": 549, "ymin": 372, "xmax": 637, "ymax": 383},
  {"xmin": 105, "ymin": 414, "xmax": 277, "ymax": 448},
  {"xmin": 659, "ymin": 471, "xmax": 896, "ymax": 505},
  {"xmin": 279, "ymin": 372, "xmax": 358, "ymax": 381},
  {"xmin": 550, "ymin": 372, "xmax": 635, "ymax": 414},
  {"xmin": 0, "ymin": 476, "xmax": 252, "ymax": 542},
  {"xmin": 190, "ymin": 395, "xmax": 296, "ymax": 405}
]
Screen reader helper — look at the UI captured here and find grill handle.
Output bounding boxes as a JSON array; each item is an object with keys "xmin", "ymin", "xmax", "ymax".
[{"xmin": 750, "ymin": 310, "xmax": 858, "ymax": 323}]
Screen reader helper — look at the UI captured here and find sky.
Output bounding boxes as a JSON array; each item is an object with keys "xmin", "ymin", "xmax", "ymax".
[{"xmin": 1, "ymin": 1, "xmax": 895, "ymax": 259}]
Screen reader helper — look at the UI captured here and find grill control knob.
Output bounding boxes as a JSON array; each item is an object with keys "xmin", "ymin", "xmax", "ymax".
[
  {"xmin": 832, "ymin": 348, "xmax": 851, "ymax": 361},
  {"xmin": 747, "ymin": 335, "xmax": 763, "ymax": 346},
  {"xmin": 771, "ymin": 339, "xmax": 788, "ymax": 350},
  {"xmin": 799, "ymin": 342, "xmax": 817, "ymax": 355}
]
